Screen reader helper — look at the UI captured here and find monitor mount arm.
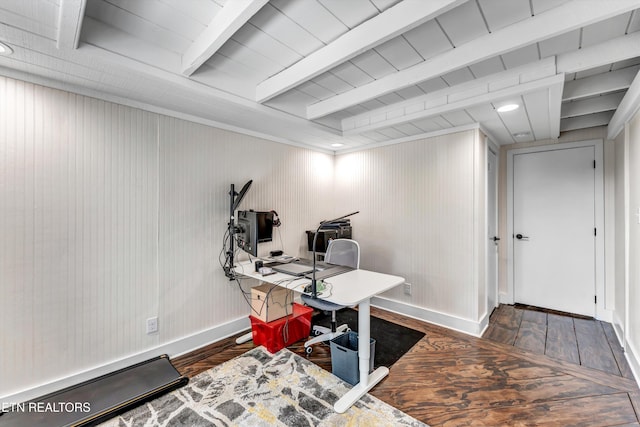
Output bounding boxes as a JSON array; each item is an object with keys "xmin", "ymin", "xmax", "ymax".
[{"xmin": 224, "ymin": 180, "xmax": 252, "ymax": 279}]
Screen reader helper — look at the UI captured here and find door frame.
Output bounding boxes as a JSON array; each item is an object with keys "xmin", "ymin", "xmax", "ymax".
[
  {"xmin": 486, "ymin": 141, "xmax": 499, "ymax": 317},
  {"xmin": 506, "ymin": 139, "xmax": 607, "ymax": 320}
]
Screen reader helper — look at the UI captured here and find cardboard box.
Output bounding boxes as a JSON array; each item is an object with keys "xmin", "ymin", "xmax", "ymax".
[{"xmin": 250, "ymin": 283, "xmax": 293, "ymax": 322}]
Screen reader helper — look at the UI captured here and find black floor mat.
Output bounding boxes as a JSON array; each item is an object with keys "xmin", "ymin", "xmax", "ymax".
[{"xmin": 312, "ymin": 308, "xmax": 425, "ymax": 368}]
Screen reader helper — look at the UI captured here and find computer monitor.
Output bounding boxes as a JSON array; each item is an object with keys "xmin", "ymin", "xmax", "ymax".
[{"xmin": 236, "ymin": 210, "xmax": 274, "ymax": 256}]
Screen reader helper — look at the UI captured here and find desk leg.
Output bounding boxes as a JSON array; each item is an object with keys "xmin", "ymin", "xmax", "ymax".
[{"xmin": 334, "ymin": 299, "xmax": 389, "ymax": 414}]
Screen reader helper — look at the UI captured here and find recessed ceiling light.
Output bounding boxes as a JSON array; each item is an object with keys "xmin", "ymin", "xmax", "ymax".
[
  {"xmin": 497, "ymin": 104, "xmax": 519, "ymax": 113},
  {"xmin": 0, "ymin": 42, "xmax": 13, "ymax": 55},
  {"xmin": 331, "ymin": 143, "xmax": 344, "ymax": 148},
  {"xmin": 513, "ymin": 132, "xmax": 531, "ymax": 138}
]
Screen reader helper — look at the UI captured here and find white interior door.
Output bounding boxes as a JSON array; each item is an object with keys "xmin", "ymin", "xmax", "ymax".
[
  {"xmin": 487, "ymin": 149, "xmax": 498, "ymax": 313},
  {"xmin": 513, "ymin": 146, "xmax": 596, "ymax": 316}
]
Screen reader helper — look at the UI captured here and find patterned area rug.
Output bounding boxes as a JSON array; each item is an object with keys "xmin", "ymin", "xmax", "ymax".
[{"xmin": 100, "ymin": 346, "xmax": 426, "ymax": 426}]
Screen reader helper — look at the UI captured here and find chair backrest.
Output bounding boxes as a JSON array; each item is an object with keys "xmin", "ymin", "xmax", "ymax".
[{"xmin": 325, "ymin": 239, "xmax": 360, "ymax": 269}]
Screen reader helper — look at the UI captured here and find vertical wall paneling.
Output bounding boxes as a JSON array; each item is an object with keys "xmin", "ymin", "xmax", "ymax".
[
  {"xmin": 627, "ymin": 111, "xmax": 640, "ymax": 367},
  {"xmin": 334, "ymin": 130, "xmax": 483, "ymax": 323},
  {"xmin": 0, "ymin": 76, "xmax": 160, "ymax": 397},
  {"xmin": 614, "ymin": 131, "xmax": 627, "ymax": 339}
]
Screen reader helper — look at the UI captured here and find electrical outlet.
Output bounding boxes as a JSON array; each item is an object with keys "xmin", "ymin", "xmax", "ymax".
[
  {"xmin": 146, "ymin": 317, "xmax": 158, "ymax": 334},
  {"xmin": 404, "ymin": 282, "xmax": 412, "ymax": 295}
]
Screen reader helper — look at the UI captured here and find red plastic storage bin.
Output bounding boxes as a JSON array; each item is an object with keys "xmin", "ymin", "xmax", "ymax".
[{"xmin": 249, "ymin": 303, "xmax": 313, "ymax": 353}]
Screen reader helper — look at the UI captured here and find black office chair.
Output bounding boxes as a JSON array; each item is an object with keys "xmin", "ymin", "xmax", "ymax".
[{"xmin": 301, "ymin": 239, "xmax": 360, "ymax": 354}]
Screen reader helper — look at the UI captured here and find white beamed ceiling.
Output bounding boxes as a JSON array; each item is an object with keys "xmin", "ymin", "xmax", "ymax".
[{"xmin": 1, "ymin": 0, "xmax": 639, "ymax": 150}]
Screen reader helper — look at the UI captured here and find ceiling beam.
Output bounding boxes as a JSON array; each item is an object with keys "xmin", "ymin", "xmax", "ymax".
[
  {"xmin": 608, "ymin": 68, "xmax": 640, "ymax": 139},
  {"xmin": 557, "ymin": 31, "xmax": 640, "ymax": 74},
  {"xmin": 563, "ymin": 66, "xmax": 639, "ymax": 101},
  {"xmin": 561, "ymin": 92, "xmax": 625, "ymax": 118},
  {"xmin": 255, "ymin": 0, "xmax": 466, "ymax": 103},
  {"xmin": 307, "ymin": 0, "xmax": 640, "ymax": 120},
  {"xmin": 181, "ymin": 0, "xmax": 268, "ymax": 76},
  {"xmin": 560, "ymin": 111, "xmax": 614, "ymax": 132},
  {"xmin": 341, "ymin": 58, "xmax": 559, "ymax": 135},
  {"xmin": 56, "ymin": 0, "xmax": 87, "ymax": 49}
]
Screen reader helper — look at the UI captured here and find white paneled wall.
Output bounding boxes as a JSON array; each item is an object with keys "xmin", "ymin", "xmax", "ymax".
[
  {"xmin": 614, "ymin": 131, "xmax": 627, "ymax": 336},
  {"xmin": 334, "ymin": 130, "xmax": 487, "ymax": 328},
  {"xmin": 627, "ymin": 111, "xmax": 640, "ymax": 372},
  {"xmin": 0, "ymin": 76, "xmax": 335, "ymax": 399},
  {"xmin": 0, "ymin": 77, "xmax": 160, "ymax": 396}
]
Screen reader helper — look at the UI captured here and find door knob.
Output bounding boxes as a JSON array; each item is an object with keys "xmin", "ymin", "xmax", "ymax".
[
  {"xmin": 492, "ymin": 236, "xmax": 500, "ymax": 242},
  {"xmin": 515, "ymin": 234, "xmax": 529, "ymax": 240}
]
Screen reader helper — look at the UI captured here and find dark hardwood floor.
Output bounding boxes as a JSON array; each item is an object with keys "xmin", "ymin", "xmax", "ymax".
[
  {"xmin": 483, "ymin": 304, "xmax": 635, "ymax": 380},
  {"xmin": 172, "ymin": 305, "xmax": 640, "ymax": 426}
]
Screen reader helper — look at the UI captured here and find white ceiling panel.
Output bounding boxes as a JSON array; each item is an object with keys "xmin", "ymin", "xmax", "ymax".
[
  {"xmin": 214, "ymin": 39, "xmax": 282, "ymax": 77},
  {"xmin": 318, "ymin": 0, "xmax": 379, "ymax": 29},
  {"xmin": 469, "ymin": 56, "xmax": 506, "ymax": 78},
  {"xmin": 436, "ymin": 1, "xmax": 488, "ymax": 47},
  {"xmin": 361, "ymin": 130, "xmax": 390, "ymax": 142},
  {"xmin": 402, "ymin": 19, "xmax": 453, "ymax": 60},
  {"xmin": 350, "ymin": 50, "xmax": 397, "ymax": 79},
  {"xmin": 538, "ymin": 29, "xmax": 580, "ymax": 58},
  {"xmin": 100, "ymin": 0, "xmax": 216, "ymax": 35},
  {"xmin": 611, "ymin": 57, "xmax": 640, "ymax": 70},
  {"xmin": 270, "ymin": 0, "xmax": 348, "ymax": 44},
  {"xmin": 374, "ymin": 36, "xmax": 423, "ymax": 70},
  {"xmin": 432, "ymin": 115, "xmax": 456, "ymax": 129},
  {"xmin": 412, "ymin": 117, "xmax": 445, "ymax": 132},
  {"xmin": 531, "ymin": 0, "xmax": 571, "ymax": 15},
  {"xmin": 85, "ymin": 0, "xmax": 194, "ymax": 53},
  {"xmin": 477, "ymin": 0, "xmax": 531, "ymax": 32},
  {"xmin": 395, "ymin": 85, "xmax": 426, "ymax": 100},
  {"xmin": 466, "ymin": 103, "xmax": 498, "ymax": 122},
  {"xmin": 417, "ymin": 77, "xmax": 450, "ymax": 93},
  {"xmin": 312, "ymin": 72, "xmax": 353, "ymax": 94},
  {"xmin": 629, "ymin": 9, "xmax": 640, "ymax": 32},
  {"xmin": 500, "ymin": 44, "xmax": 539, "ymax": 69},
  {"xmin": 297, "ymin": 80, "xmax": 334, "ymax": 100},
  {"xmin": 575, "ymin": 64, "xmax": 613, "ymax": 80},
  {"xmin": 1, "ymin": 1, "xmax": 58, "ymax": 38},
  {"xmin": 393, "ymin": 122, "xmax": 425, "ymax": 136},
  {"xmin": 523, "ymin": 89, "xmax": 552, "ymax": 139},
  {"xmin": 441, "ymin": 110, "xmax": 474, "ymax": 127},
  {"xmin": 249, "ymin": 4, "xmax": 324, "ymax": 57},
  {"xmin": 358, "ymin": 99, "xmax": 387, "ymax": 110},
  {"xmin": 376, "ymin": 92, "xmax": 406, "ymax": 105},
  {"xmin": 331, "ymin": 62, "xmax": 375, "ymax": 87},
  {"xmin": 441, "ymin": 67, "xmax": 475, "ymax": 86},
  {"xmin": 232, "ymin": 24, "xmax": 302, "ymax": 69},
  {"xmin": 377, "ymin": 127, "xmax": 409, "ymax": 139},
  {"xmin": 155, "ymin": 0, "xmax": 222, "ymax": 26},
  {"xmin": 370, "ymin": 0, "xmax": 403, "ymax": 11},
  {"xmin": 481, "ymin": 118, "xmax": 516, "ymax": 144},
  {"xmin": 581, "ymin": 12, "xmax": 632, "ymax": 48}
]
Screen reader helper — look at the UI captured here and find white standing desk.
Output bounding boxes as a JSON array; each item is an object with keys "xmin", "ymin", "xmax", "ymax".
[{"xmin": 233, "ymin": 260, "xmax": 404, "ymax": 413}]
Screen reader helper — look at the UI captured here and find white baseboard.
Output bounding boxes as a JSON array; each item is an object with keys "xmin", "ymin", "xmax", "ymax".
[
  {"xmin": 371, "ymin": 296, "xmax": 488, "ymax": 337},
  {"xmin": 625, "ymin": 339, "xmax": 640, "ymax": 389},
  {"xmin": 1, "ymin": 316, "xmax": 250, "ymax": 405}
]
